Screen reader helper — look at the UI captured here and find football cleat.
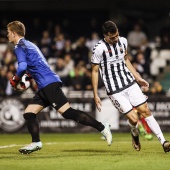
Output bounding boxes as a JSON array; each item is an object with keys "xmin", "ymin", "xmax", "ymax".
[
  {"xmin": 131, "ymin": 133, "xmax": 141, "ymax": 151},
  {"xmin": 19, "ymin": 141, "xmax": 42, "ymax": 154},
  {"xmin": 101, "ymin": 123, "xmax": 112, "ymax": 146},
  {"xmin": 163, "ymin": 141, "xmax": 170, "ymax": 153}
]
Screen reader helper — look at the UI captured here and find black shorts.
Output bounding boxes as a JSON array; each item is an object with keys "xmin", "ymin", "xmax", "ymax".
[{"xmin": 30, "ymin": 82, "xmax": 68, "ymax": 110}]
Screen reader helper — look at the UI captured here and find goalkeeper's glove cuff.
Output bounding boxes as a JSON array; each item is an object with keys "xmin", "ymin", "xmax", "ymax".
[{"xmin": 10, "ymin": 75, "xmax": 20, "ymax": 88}]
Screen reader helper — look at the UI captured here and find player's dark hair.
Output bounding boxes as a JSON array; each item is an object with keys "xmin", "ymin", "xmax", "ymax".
[
  {"xmin": 7, "ymin": 21, "xmax": 25, "ymax": 36},
  {"xmin": 102, "ymin": 21, "xmax": 118, "ymax": 35}
]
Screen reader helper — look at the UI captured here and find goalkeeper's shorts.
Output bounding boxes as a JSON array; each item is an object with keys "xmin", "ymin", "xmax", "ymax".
[{"xmin": 30, "ymin": 82, "xmax": 68, "ymax": 110}]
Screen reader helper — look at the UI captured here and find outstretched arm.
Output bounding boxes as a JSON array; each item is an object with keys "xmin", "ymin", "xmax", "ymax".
[{"xmin": 125, "ymin": 55, "xmax": 149, "ymax": 92}]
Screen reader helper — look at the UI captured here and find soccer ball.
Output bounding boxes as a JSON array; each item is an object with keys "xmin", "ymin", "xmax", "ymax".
[{"xmin": 15, "ymin": 74, "xmax": 31, "ymax": 91}]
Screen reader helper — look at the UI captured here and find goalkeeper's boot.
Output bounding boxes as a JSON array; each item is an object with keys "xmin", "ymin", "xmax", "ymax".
[
  {"xmin": 131, "ymin": 133, "xmax": 141, "ymax": 151},
  {"xmin": 163, "ymin": 141, "xmax": 170, "ymax": 153},
  {"xmin": 19, "ymin": 141, "xmax": 42, "ymax": 154},
  {"xmin": 101, "ymin": 123, "xmax": 112, "ymax": 146}
]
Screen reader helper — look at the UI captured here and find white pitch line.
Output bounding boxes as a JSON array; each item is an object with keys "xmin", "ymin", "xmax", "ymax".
[{"xmin": 0, "ymin": 144, "xmax": 23, "ymax": 149}]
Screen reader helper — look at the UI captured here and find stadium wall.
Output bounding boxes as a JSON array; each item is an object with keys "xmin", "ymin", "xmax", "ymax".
[{"xmin": 0, "ymin": 94, "xmax": 170, "ymax": 133}]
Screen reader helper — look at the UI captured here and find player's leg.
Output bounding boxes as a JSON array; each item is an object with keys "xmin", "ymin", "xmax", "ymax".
[
  {"xmin": 136, "ymin": 103, "xmax": 170, "ymax": 152},
  {"xmin": 19, "ymin": 104, "xmax": 44, "ymax": 154},
  {"xmin": 140, "ymin": 116, "xmax": 153, "ymax": 140},
  {"xmin": 58, "ymin": 103, "xmax": 112, "ymax": 145},
  {"xmin": 109, "ymin": 91, "xmax": 140, "ymax": 151},
  {"xmin": 126, "ymin": 110, "xmax": 141, "ymax": 151},
  {"xmin": 130, "ymin": 83, "xmax": 170, "ymax": 152},
  {"xmin": 24, "ymin": 104, "xmax": 44, "ymax": 142},
  {"xmin": 19, "ymin": 91, "xmax": 47, "ymax": 154},
  {"xmin": 134, "ymin": 108, "xmax": 153, "ymax": 140},
  {"xmin": 42, "ymin": 82, "xmax": 112, "ymax": 146},
  {"xmin": 133, "ymin": 108, "xmax": 147, "ymax": 136}
]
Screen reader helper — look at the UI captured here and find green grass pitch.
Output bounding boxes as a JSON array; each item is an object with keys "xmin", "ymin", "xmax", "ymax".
[{"xmin": 0, "ymin": 133, "xmax": 170, "ymax": 170}]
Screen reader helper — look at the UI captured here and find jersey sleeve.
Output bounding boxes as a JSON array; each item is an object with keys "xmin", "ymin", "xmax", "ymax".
[
  {"xmin": 122, "ymin": 37, "xmax": 128, "ymax": 51},
  {"xmin": 14, "ymin": 45, "xmax": 27, "ymax": 77},
  {"xmin": 124, "ymin": 38, "xmax": 128, "ymax": 49},
  {"xmin": 91, "ymin": 46, "xmax": 101, "ymax": 65}
]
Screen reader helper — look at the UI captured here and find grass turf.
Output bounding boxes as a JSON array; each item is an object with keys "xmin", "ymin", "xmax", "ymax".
[{"xmin": 0, "ymin": 133, "xmax": 170, "ymax": 170}]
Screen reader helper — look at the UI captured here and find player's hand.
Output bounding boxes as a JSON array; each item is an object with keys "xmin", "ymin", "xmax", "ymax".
[
  {"xmin": 9, "ymin": 75, "xmax": 20, "ymax": 88},
  {"xmin": 137, "ymin": 77, "xmax": 149, "ymax": 92},
  {"xmin": 94, "ymin": 95, "xmax": 102, "ymax": 112}
]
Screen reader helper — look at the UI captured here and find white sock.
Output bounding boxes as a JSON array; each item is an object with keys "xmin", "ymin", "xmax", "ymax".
[
  {"xmin": 127, "ymin": 119, "xmax": 139, "ymax": 136},
  {"xmin": 145, "ymin": 115, "xmax": 166, "ymax": 145}
]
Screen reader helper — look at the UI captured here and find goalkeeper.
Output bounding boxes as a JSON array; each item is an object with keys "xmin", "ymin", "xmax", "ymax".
[{"xmin": 7, "ymin": 20, "xmax": 112, "ymax": 154}]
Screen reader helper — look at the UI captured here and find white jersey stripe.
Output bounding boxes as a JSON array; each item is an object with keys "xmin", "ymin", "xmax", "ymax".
[{"xmin": 117, "ymin": 63, "xmax": 126, "ymax": 87}]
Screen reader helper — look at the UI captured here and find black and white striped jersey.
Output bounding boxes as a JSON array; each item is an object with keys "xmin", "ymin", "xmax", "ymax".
[{"xmin": 91, "ymin": 37, "xmax": 135, "ymax": 95}]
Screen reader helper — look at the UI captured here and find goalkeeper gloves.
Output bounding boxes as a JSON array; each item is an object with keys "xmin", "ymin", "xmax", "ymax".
[{"xmin": 9, "ymin": 75, "xmax": 20, "ymax": 88}]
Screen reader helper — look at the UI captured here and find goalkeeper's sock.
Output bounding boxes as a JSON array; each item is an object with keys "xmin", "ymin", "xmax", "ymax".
[
  {"xmin": 145, "ymin": 115, "xmax": 165, "ymax": 144},
  {"xmin": 62, "ymin": 107, "xmax": 105, "ymax": 132},
  {"xmin": 23, "ymin": 112, "xmax": 40, "ymax": 142}
]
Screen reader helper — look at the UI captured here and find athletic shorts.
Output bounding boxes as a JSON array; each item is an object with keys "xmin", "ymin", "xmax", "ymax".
[
  {"xmin": 108, "ymin": 83, "xmax": 147, "ymax": 114},
  {"xmin": 30, "ymin": 82, "xmax": 68, "ymax": 110}
]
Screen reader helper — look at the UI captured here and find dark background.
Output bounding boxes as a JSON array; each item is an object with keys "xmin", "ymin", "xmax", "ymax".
[
  {"xmin": 1, "ymin": 0, "xmax": 170, "ymax": 11},
  {"xmin": 1, "ymin": 0, "xmax": 170, "ymax": 40}
]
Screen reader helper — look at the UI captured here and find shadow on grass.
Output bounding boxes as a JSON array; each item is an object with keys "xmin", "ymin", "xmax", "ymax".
[{"xmin": 0, "ymin": 149, "xmax": 124, "ymax": 160}]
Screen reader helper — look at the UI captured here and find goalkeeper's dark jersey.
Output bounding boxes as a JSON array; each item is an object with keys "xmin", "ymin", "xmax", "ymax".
[{"xmin": 14, "ymin": 38, "xmax": 62, "ymax": 90}]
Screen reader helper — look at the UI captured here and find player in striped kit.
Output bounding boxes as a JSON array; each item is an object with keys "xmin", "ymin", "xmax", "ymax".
[{"xmin": 91, "ymin": 20, "xmax": 170, "ymax": 153}]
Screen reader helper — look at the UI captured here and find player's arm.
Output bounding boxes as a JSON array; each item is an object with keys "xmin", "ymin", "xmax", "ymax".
[
  {"xmin": 124, "ymin": 54, "xmax": 141, "ymax": 80},
  {"xmin": 10, "ymin": 46, "xmax": 27, "ymax": 88},
  {"xmin": 16, "ymin": 62, "xmax": 27, "ymax": 78},
  {"xmin": 124, "ymin": 54, "xmax": 149, "ymax": 91},
  {"xmin": 15, "ymin": 46, "xmax": 28, "ymax": 78},
  {"xmin": 91, "ymin": 63, "xmax": 102, "ymax": 111},
  {"xmin": 10, "ymin": 61, "xmax": 27, "ymax": 88}
]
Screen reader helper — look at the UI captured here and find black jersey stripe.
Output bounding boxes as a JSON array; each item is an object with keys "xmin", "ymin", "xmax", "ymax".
[
  {"xmin": 117, "ymin": 63, "xmax": 126, "ymax": 87},
  {"xmin": 102, "ymin": 50, "xmax": 112, "ymax": 93},
  {"xmin": 118, "ymin": 39, "xmax": 123, "ymax": 54},
  {"xmin": 113, "ymin": 44, "xmax": 118, "ymax": 59},
  {"xmin": 123, "ymin": 43, "xmax": 126, "ymax": 51},
  {"xmin": 127, "ymin": 72, "xmax": 134, "ymax": 80},
  {"xmin": 123, "ymin": 61, "xmax": 133, "ymax": 80},
  {"xmin": 92, "ymin": 42, "xmax": 101, "ymax": 54},
  {"xmin": 118, "ymin": 39, "xmax": 122, "ymax": 47},
  {"xmin": 107, "ymin": 81, "xmax": 135, "ymax": 95},
  {"xmin": 110, "ymin": 64, "xmax": 119, "ymax": 89},
  {"xmin": 113, "ymin": 44, "xmax": 118, "ymax": 55},
  {"xmin": 122, "ymin": 61, "xmax": 131, "ymax": 83}
]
